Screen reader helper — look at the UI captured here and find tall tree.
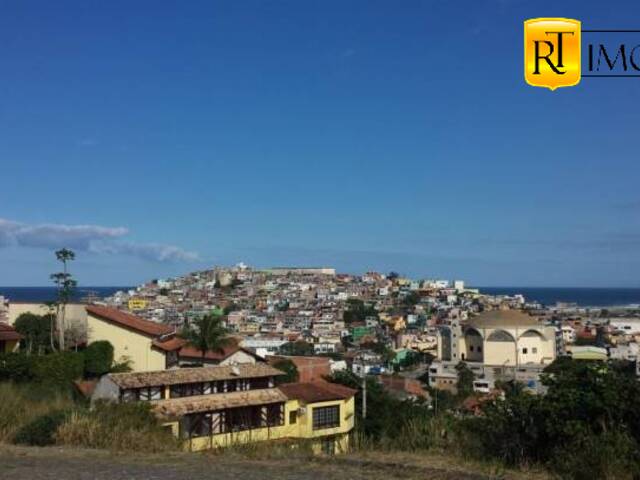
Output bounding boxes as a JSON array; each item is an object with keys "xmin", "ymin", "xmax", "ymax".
[
  {"xmin": 455, "ymin": 361, "xmax": 475, "ymax": 398},
  {"xmin": 14, "ymin": 313, "xmax": 51, "ymax": 355},
  {"xmin": 50, "ymin": 248, "xmax": 76, "ymax": 351},
  {"xmin": 182, "ymin": 313, "xmax": 231, "ymax": 365}
]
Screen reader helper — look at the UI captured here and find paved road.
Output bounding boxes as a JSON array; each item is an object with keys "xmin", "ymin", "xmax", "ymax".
[{"xmin": 0, "ymin": 446, "xmax": 492, "ymax": 480}]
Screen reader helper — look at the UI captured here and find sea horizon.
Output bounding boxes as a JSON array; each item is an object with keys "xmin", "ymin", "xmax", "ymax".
[{"xmin": 1, "ymin": 285, "xmax": 640, "ymax": 308}]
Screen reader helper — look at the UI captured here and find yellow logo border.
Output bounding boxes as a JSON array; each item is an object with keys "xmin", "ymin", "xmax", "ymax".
[{"xmin": 524, "ymin": 17, "xmax": 581, "ymax": 91}]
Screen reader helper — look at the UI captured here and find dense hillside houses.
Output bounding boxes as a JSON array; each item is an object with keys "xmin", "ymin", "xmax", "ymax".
[{"xmin": 5, "ymin": 263, "xmax": 640, "ymax": 455}]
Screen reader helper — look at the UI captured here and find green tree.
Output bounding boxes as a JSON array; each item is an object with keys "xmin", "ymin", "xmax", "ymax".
[
  {"xmin": 83, "ymin": 341, "xmax": 115, "ymax": 377},
  {"xmin": 14, "ymin": 313, "xmax": 51, "ymax": 355},
  {"xmin": 181, "ymin": 313, "xmax": 231, "ymax": 365},
  {"xmin": 343, "ymin": 299, "xmax": 378, "ymax": 324},
  {"xmin": 279, "ymin": 341, "xmax": 314, "ymax": 356},
  {"xmin": 50, "ymin": 248, "xmax": 77, "ymax": 351},
  {"xmin": 272, "ymin": 359, "xmax": 299, "ymax": 384},
  {"xmin": 403, "ymin": 291, "xmax": 421, "ymax": 307},
  {"xmin": 455, "ymin": 361, "xmax": 474, "ymax": 398}
]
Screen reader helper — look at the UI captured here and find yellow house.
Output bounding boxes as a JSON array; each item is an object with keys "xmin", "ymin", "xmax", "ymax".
[
  {"xmin": 92, "ymin": 364, "xmax": 356, "ymax": 454},
  {"xmin": 86, "ymin": 305, "xmax": 175, "ymax": 371},
  {"xmin": 128, "ymin": 298, "xmax": 149, "ymax": 311},
  {"xmin": 86, "ymin": 305, "xmax": 261, "ymax": 372},
  {"xmin": 0, "ymin": 323, "xmax": 22, "ymax": 353}
]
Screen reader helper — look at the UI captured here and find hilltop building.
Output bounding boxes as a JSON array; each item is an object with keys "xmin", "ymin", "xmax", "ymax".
[{"xmin": 437, "ymin": 309, "xmax": 559, "ymax": 366}]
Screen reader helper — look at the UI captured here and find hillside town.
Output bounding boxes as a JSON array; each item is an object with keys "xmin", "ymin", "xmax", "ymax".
[
  {"xmin": 3, "ymin": 261, "xmax": 640, "ymax": 479},
  {"xmin": 4, "ymin": 263, "xmax": 640, "ymax": 401}
]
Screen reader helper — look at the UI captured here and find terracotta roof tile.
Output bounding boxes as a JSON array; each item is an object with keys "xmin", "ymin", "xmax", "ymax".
[
  {"xmin": 86, "ymin": 305, "xmax": 173, "ymax": 337},
  {"xmin": 278, "ymin": 382, "xmax": 357, "ymax": 403},
  {"xmin": 153, "ymin": 388, "xmax": 288, "ymax": 418},
  {"xmin": 0, "ymin": 323, "xmax": 23, "ymax": 342},
  {"xmin": 152, "ymin": 337, "xmax": 187, "ymax": 352},
  {"xmin": 178, "ymin": 343, "xmax": 258, "ymax": 361},
  {"xmin": 108, "ymin": 363, "xmax": 285, "ymax": 389}
]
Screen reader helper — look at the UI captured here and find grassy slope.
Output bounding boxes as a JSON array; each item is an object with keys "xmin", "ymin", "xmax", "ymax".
[{"xmin": 0, "ymin": 445, "xmax": 551, "ymax": 480}]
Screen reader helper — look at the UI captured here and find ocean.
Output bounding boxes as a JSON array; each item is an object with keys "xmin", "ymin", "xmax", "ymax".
[
  {"xmin": 1, "ymin": 286, "xmax": 640, "ymax": 308},
  {"xmin": 0, "ymin": 287, "xmax": 130, "ymax": 303},
  {"xmin": 478, "ymin": 287, "xmax": 640, "ymax": 308}
]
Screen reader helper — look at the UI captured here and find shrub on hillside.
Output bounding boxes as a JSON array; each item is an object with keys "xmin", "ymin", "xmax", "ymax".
[
  {"xmin": 83, "ymin": 341, "xmax": 114, "ymax": 377},
  {"xmin": 0, "ymin": 383, "xmax": 75, "ymax": 443},
  {"xmin": 0, "ymin": 352, "xmax": 84, "ymax": 386},
  {"xmin": 0, "ymin": 353, "xmax": 35, "ymax": 382},
  {"xmin": 32, "ymin": 352, "xmax": 84, "ymax": 386},
  {"xmin": 550, "ymin": 430, "xmax": 640, "ymax": 480},
  {"xmin": 13, "ymin": 410, "xmax": 69, "ymax": 446},
  {"xmin": 55, "ymin": 401, "xmax": 178, "ymax": 452}
]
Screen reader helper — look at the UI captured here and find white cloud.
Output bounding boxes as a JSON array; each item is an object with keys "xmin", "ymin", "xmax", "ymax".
[{"xmin": 0, "ymin": 218, "xmax": 198, "ymax": 263}]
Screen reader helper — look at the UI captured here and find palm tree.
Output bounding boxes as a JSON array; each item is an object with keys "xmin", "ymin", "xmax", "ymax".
[{"xmin": 182, "ymin": 313, "xmax": 232, "ymax": 365}]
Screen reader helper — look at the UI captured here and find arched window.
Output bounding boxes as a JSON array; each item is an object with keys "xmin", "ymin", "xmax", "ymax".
[
  {"xmin": 486, "ymin": 329, "xmax": 516, "ymax": 342},
  {"xmin": 519, "ymin": 329, "xmax": 547, "ymax": 341}
]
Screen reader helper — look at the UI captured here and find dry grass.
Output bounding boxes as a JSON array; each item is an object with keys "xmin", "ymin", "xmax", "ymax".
[
  {"xmin": 205, "ymin": 437, "xmax": 317, "ymax": 461},
  {"xmin": 0, "ymin": 382, "xmax": 75, "ymax": 443},
  {"xmin": 346, "ymin": 450, "xmax": 552, "ymax": 480},
  {"xmin": 55, "ymin": 403, "xmax": 179, "ymax": 453}
]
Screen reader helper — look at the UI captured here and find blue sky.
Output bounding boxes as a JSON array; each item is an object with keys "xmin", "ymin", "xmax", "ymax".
[{"xmin": 1, "ymin": 0, "xmax": 640, "ymax": 287}]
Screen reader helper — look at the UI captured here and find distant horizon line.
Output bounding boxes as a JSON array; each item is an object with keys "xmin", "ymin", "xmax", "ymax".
[{"xmin": 2, "ymin": 285, "xmax": 640, "ymax": 290}]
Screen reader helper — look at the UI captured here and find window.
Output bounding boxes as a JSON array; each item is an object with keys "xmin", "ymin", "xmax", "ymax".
[
  {"xmin": 252, "ymin": 377, "xmax": 271, "ymax": 389},
  {"xmin": 522, "ymin": 348, "xmax": 528, "ymax": 354},
  {"xmin": 122, "ymin": 389, "xmax": 136, "ymax": 402},
  {"xmin": 170, "ymin": 382, "xmax": 208, "ymax": 398},
  {"xmin": 181, "ymin": 412, "xmax": 211, "ymax": 438},
  {"xmin": 532, "ymin": 347, "xmax": 538, "ymax": 354},
  {"xmin": 123, "ymin": 387, "xmax": 162, "ymax": 401},
  {"xmin": 289, "ymin": 410, "xmax": 298, "ymax": 424},
  {"xmin": 478, "ymin": 346, "xmax": 482, "ymax": 353},
  {"xmin": 266, "ymin": 403, "xmax": 285, "ymax": 427},
  {"xmin": 313, "ymin": 405, "xmax": 340, "ymax": 430}
]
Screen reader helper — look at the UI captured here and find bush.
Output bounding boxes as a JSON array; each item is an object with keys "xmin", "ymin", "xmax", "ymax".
[
  {"xmin": 55, "ymin": 401, "xmax": 178, "ymax": 452},
  {"xmin": 0, "ymin": 352, "xmax": 84, "ymax": 387},
  {"xmin": 550, "ymin": 430, "xmax": 640, "ymax": 480},
  {"xmin": 83, "ymin": 341, "xmax": 114, "ymax": 377},
  {"xmin": 13, "ymin": 410, "xmax": 69, "ymax": 446},
  {"xmin": 0, "ymin": 382, "xmax": 75, "ymax": 442},
  {"xmin": 0, "ymin": 353, "xmax": 35, "ymax": 382},
  {"xmin": 32, "ymin": 352, "xmax": 84, "ymax": 386}
]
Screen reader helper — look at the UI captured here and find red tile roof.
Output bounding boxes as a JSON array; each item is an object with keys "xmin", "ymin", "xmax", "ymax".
[
  {"xmin": 267, "ymin": 355, "xmax": 331, "ymax": 383},
  {"xmin": 178, "ymin": 342, "xmax": 259, "ymax": 362},
  {"xmin": 74, "ymin": 380, "xmax": 98, "ymax": 398},
  {"xmin": 86, "ymin": 305, "xmax": 174, "ymax": 337},
  {"xmin": 0, "ymin": 323, "xmax": 23, "ymax": 342},
  {"xmin": 278, "ymin": 381, "xmax": 357, "ymax": 403},
  {"xmin": 152, "ymin": 336, "xmax": 187, "ymax": 352}
]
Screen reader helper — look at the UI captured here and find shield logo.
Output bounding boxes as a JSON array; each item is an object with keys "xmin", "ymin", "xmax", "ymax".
[{"xmin": 524, "ymin": 18, "xmax": 581, "ymax": 90}]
